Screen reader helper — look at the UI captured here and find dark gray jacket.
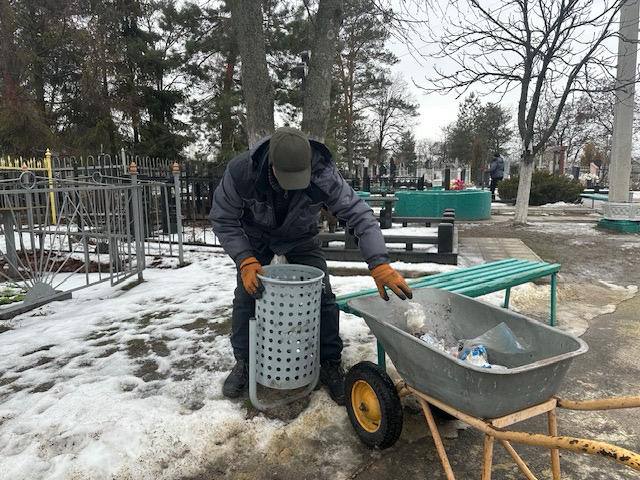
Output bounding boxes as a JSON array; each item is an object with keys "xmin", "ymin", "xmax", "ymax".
[
  {"xmin": 209, "ymin": 137, "xmax": 389, "ymax": 269},
  {"xmin": 489, "ymin": 156, "xmax": 505, "ymax": 179}
]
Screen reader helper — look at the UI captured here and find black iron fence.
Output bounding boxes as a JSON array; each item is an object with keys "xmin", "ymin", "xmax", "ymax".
[
  {"xmin": 344, "ymin": 175, "xmax": 425, "ymax": 193},
  {"xmin": 47, "ymin": 152, "xmax": 225, "ymax": 222}
]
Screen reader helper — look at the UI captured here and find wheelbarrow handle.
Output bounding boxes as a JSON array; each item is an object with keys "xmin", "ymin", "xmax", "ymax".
[
  {"xmin": 406, "ymin": 385, "xmax": 640, "ymax": 473},
  {"xmin": 491, "ymin": 429, "xmax": 640, "ymax": 472},
  {"xmin": 556, "ymin": 395, "xmax": 640, "ymax": 411},
  {"xmin": 458, "ymin": 409, "xmax": 640, "ymax": 472}
]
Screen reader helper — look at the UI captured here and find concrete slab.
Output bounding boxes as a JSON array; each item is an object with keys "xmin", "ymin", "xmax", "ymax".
[{"xmin": 458, "ymin": 237, "xmax": 542, "ymax": 266}]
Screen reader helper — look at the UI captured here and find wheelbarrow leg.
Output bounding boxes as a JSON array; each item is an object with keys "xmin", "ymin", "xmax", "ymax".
[
  {"xmin": 418, "ymin": 398, "xmax": 456, "ymax": 480},
  {"xmin": 482, "ymin": 434, "xmax": 494, "ymax": 480},
  {"xmin": 499, "ymin": 440, "xmax": 539, "ymax": 480},
  {"xmin": 548, "ymin": 409, "xmax": 561, "ymax": 479}
]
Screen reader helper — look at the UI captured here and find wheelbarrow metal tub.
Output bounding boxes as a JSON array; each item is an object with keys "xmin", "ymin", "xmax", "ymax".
[{"xmin": 347, "ymin": 288, "xmax": 588, "ymax": 419}]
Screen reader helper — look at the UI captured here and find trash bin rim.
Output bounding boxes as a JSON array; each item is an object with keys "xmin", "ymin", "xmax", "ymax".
[{"xmin": 257, "ymin": 264, "xmax": 325, "ymax": 286}]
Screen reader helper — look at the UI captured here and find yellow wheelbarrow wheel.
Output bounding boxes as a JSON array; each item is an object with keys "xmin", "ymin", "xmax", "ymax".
[{"xmin": 345, "ymin": 361, "xmax": 403, "ymax": 449}]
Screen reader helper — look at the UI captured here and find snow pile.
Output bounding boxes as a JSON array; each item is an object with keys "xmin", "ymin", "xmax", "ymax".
[{"xmin": 540, "ymin": 201, "xmax": 577, "ymax": 208}]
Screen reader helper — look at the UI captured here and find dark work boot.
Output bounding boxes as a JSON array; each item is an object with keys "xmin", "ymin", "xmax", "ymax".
[
  {"xmin": 320, "ymin": 359, "xmax": 345, "ymax": 406},
  {"xmin": 222, "ymin": 359, "xmax": 249, "ymax": 399}
]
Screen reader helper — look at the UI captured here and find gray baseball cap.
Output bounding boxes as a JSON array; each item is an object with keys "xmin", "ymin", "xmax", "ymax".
[{"xmin": 269, "ymin": 127, "xmax": 312, "ymax": 190}]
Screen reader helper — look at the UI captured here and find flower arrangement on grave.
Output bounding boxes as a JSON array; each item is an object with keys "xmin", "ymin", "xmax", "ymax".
[{"xmin": 451, "ymin": 179, "xmax": 465, "ymax": 190}]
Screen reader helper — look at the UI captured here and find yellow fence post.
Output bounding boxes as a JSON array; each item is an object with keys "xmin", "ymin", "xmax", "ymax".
[{"xmin": 45, "ymin": 149, "xmax": 57, "ymax": 224}]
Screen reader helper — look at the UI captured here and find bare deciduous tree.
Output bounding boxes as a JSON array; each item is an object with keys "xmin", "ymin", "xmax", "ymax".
[
  {"xmin": 424, "ymin": 0, "xmax": 625, "ymax": 223},
  {"xmin": 369, "ymin": 75, "xmax": 418, "ymax": 172}
]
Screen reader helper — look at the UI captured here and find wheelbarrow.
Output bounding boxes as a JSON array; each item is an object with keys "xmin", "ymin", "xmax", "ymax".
[{"xmin": 344, "ymin": 288, "xmax": 640, "ymax": 479}]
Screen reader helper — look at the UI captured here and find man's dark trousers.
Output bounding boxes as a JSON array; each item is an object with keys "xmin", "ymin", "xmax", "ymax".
[{"xmin": 230, "ymin": 238, "xmax": 343, "ymax": 362}]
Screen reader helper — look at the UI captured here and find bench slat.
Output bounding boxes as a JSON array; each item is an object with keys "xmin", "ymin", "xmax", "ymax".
[
  {"xmin": 319, "ymin": 232, "xmax": 440, "ymax": 245},
  {"xmin": 450, "ymin": 265, "xmax": 560, "ymax": 297},
  {"xmin": 335, "ymin": 258, "xmax": 521, "ymax": 309},
  {"xmin": 417, "ymin": 261, "xmax": 543, "ymax": 290},
  {"xmin": 414, "ymin": 259, "xmax": 535, "ymax": 285},
  {"xmin": 580, "ymin": 193, "xmax": 608, "ymax": 200}
]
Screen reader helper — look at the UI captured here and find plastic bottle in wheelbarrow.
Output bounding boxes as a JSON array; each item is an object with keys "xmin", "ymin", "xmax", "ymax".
[
  {"xmin": 460, "ymin": 322, "xmax": 531, "ymax": 367},
  {"xmin": 248, "ymin": 264, "xmax": 324, "ymax": 411}
]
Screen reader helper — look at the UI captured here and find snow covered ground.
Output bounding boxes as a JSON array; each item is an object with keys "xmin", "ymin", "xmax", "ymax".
[{"xmin": 0, "ymin": 250, "xmax": 387, "ymax": 480}]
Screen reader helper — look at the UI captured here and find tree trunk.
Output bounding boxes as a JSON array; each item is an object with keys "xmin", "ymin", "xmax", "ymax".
[
  {"xmin": 301, "ymin": 0, "xmax": 343, "ymax": 142},
  {"xmin": 220, "ymin": 45, "xmax": 238, "ymax": 161},
  {"xmin": 514, "ymin": 158, "xmax": 534, "ymax": 224},
  {"xmin": 32, "ymin": 60, "xmax": 47, "ymax": 118},
  {"xmin": 0, "ymin": 0, "xmax": 19, "ymax": 102},
  {"xmin": 345, "ymin": 120, "xmax": 354, "ymax": 172},
  {"xmin": 228, "ymin": 0, "xmax": 274, "ymax": 147}
]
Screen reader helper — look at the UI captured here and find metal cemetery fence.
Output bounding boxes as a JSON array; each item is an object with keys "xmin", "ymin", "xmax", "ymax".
[
  {"xmin": 53, "ymin": 151, "xmax": 223, "ymax": 247},
  {"xmin": 1, "ymin": 150, "xmax": 224, "ymax": 249},
  {"xmin": 49, "ymin": 150, "xmax": 225, "ymax": 222},
  {"xmin": 2, "ymin": 150, "xmax": 434, "ymax": 257},
  {"xmin": 0, "ymin": 163, "xmax": 185, "ymax": 318}
]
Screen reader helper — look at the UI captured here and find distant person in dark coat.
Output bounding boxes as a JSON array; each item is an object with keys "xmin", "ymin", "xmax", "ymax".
[{"xmin": 489, "ymin": 153, "xmax": 505, "ymax": 200}]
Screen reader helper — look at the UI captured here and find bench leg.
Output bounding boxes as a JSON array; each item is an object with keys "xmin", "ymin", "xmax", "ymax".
[
  {"xmin": 550, "ymin": 272, "xmax": 558, "ymax": 327},
  {"xmin": 503, "ymin": 287, "xmax": 511, "ymax": 309},
  {"xmin": 377, "ymin": 340, "xmax": 386, "ymax": 368}
]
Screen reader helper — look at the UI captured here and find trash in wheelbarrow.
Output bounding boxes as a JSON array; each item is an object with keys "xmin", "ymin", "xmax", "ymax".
[
  {"xmin": 348, "ymin": 288, "xmax": 589, "ymax": 418},
  {"xmin": 406, "ymin": 298, "xmax": 530, "ymax": 369},
  {"xmin": 463, "ymin": 322, "xmax": 529, "ymax": 354},
  {"xmin": 459, "ymin": 322, "xmax": 531, "ymax": 367}
]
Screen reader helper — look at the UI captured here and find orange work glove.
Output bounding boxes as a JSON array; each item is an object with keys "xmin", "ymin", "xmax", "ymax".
[
  {"xmin": 239, "ymin": 257, "xmax": 265, "ymax": 298},
  {"xmin": 370, "ymin": 264, "xmax": 412, "ymax": 301}
]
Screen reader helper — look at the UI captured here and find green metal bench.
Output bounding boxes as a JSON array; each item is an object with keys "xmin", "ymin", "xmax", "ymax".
[
  {"xmin": 336, "ymin": 258, "xmax": 561, "ymax": 367},
  {"xmin": 580, "ymin": 193, "xmax": 608, "ymax": 208}
]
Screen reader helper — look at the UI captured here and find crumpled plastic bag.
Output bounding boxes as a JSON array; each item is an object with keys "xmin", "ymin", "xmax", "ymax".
[{"xmin": 460, "ymin": 322, "xmax": 530, "ymax": 367}]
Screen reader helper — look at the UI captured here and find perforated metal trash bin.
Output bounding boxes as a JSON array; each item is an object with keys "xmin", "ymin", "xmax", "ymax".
[{"xmin": 249, "ymin": 264, "xmax": 324, "ymax": 410}]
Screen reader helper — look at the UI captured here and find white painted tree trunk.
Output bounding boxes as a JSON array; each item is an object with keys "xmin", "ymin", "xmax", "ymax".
[
  {"xmin": 608, "ymin": 0, "xmax": 640, "ymax": 203},
  {"xmin": 514, "ymin": 160, "xmax": 534, "ymax": 224}
]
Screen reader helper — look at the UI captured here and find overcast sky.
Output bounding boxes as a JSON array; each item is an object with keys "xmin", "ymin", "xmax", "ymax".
[
  {"xmin": 384, "ymin": 18, "xmax": 520, "ymax": 144},
  {"xmin": 388, "ymin": 42, "xmax": 461, "ymax": 143},
  {"xmin": 388, "ymin": 42, "xmax": 520, "ymax": 144},
  {"xmin": 386, "ymin": 0, "xmax": 631, "ymax": 145}
]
